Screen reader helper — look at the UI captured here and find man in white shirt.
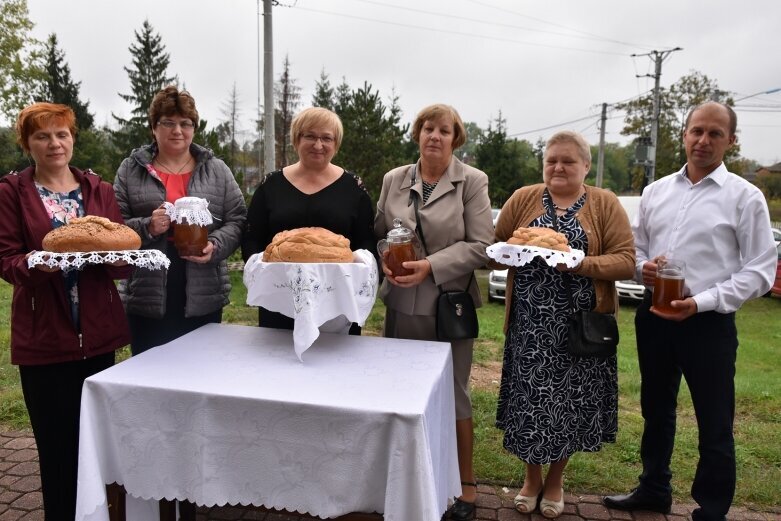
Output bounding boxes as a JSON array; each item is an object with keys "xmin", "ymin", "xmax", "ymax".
[{"xmin": 604, "ymin": 102, "xmax": 777, "ymax": 521}]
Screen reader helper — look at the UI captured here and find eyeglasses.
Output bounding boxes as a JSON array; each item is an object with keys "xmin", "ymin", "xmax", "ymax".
[
  {"xmin": 300, "ymin": 133, "xmax": 335, "ymax": 145},
  {"xmin": 157, "ymin": 120, "xmax": 195, "ymax": 130}
]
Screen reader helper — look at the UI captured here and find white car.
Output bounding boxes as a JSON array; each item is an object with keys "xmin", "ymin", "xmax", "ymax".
[
  {"xmin": 491, "ymin": 208, "xmax": 501, "ymax": 227},
  {"xmin": 772, "ymin": 227, "xmax": 781, "ymax": 247},
  {"xmin": 488, "ymin": 268, "xmax": 507, "ymax": 302},
  {"xmin": 615, "ymin": 195, "xmax": 644, "ymax": 302}
]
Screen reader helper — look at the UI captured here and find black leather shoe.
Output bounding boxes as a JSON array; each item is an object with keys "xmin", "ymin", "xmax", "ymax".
[
  {"xmin": 603, "ymin": 488, "xmax": 672, "ymax": 514},
  {"xmin": 447, "ymin": 498, "xmax": 475, "ymax": 521}
]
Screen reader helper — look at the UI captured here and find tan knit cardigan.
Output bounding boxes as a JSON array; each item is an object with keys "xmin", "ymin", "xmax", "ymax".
[{"xmin": 494, "ymin": 183, "xmax": 635, "ymax": 332}]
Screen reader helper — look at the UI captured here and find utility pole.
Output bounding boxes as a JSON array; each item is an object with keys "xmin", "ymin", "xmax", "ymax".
[
  {"xmin": 263, "ymin": 0, "xmax": 275, "ymax": 175},
  {"xmin": 256, "ymin": 0, "xmax": 262, "ymax": 181},
  {"xmin": 632, "ymin": 47, "xmax": 682, "ymax": 187},
  {"xmin": 596, "ymin": 102, "xmax": 607, "ymax": 188}
]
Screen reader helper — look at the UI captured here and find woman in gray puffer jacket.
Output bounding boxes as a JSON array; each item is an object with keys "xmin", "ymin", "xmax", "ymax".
[{"xmin": 114, "ymin": 86, "xmax": 246, "ymax": 355}]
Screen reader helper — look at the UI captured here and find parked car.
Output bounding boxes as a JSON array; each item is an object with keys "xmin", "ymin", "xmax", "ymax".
[
  {"xmin": 491, "ymin": 208, "xmax": 501, "ymax": 227},
  {"xmin": 488, "ymin": 268, "xmax": 507, "ymax": 302},
  {"xmin": 772, "ymin": 227, "xmax": 781, "ymax": 247},
  {"xmin": 770, "ymin": 242, "xmax": 781, "ymax": 297},
  {"xmin": 615, "ymin": 195, "xmax": 644, "ymax": 302}
]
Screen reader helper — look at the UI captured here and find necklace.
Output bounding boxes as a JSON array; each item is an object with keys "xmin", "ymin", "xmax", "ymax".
[{"xmin": 155, "ymin": 155, "xmax": 192, "ymax": 174}]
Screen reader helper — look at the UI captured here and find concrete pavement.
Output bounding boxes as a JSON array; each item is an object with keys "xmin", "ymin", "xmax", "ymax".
[{"xmin": 2, "ymin": 430, "xmax": 778, "ymax": 521}]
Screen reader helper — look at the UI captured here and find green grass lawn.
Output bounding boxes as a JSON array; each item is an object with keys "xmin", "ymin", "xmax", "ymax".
[{"xmin": 1, "ymin": 271, "xmax": 779, "ymax": 508}]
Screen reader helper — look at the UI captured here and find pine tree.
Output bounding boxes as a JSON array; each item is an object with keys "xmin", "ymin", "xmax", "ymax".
[
  {"xmin": 112, "ymin": 20, "xmax": 177, "ymax": 155},
  {"xmin": 312, "ymin": 69, "xmax": 334, "ymax": 110},
  {"xmin": 274, "ymin": 55, "xmax": 301, "ymax": 168},
  {"xmin": 220, "ymin": 82, "xmax": 241, "ymax": 172},
  {"xmin": 35, "ymin": 34, "xmax": 94, "ymax": 130}
]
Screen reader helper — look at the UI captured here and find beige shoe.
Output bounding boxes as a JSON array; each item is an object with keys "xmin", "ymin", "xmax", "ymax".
[
  {"xmin": 540, "ymin": 488, "xmax": 564, "ymax": 519},
  {"xmin": 513, "ymin": 490, "xmax": 540, "ymax": 514}
]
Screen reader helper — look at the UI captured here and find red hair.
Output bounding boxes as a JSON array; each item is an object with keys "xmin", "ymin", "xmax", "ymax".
[{"xmin": 15, "ymin": 103, "xmax": 77, "ymax": 154}]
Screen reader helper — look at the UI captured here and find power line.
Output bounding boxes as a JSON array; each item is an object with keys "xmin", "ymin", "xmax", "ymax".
[
  {"xmin": 290, "ymin": 5, "xmax": 629, "ymax": 56},
  {"xmin": 345, "ymin": 0, "xmax": 653, "ymax": 50},
  {"xmin": 465, "ymin": 0, "xmax": 661, "ymax": 50}
]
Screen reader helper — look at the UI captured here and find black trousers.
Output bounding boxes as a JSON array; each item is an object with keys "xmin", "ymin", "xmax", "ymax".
[
  {"xmin": 129, "ymin": 244, "xmax": 222, "ymax": 355},
  {"xmin": 636, "ymin": 292, "xmax": 737, "ymax": 521},
  {"xmin": 19, "ymin": 352, "xmax": 115, "ymax": 521}
]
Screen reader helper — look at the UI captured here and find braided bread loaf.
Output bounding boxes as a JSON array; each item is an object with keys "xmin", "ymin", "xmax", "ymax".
[
  {"xmin": 42, "ymin": 216, "xmax": 141, "ymax": 252},
  {"xmin": 507, "ymin": 226, "xmax": 569, "ymax": 252},
  {"xmin": 263, "ymin": 227, "xmax": 353, "ymax": 263}
]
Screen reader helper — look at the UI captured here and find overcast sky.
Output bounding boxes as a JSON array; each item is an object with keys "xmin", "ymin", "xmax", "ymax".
[{"xmin": 24, "ymin": 0, "xmax": 781, "ymax": 167}]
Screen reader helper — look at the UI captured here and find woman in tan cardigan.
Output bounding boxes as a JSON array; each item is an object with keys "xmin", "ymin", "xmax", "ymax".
[{"xmin": 494, "ymin": 130, "xmax": 635, "ymax": 518}]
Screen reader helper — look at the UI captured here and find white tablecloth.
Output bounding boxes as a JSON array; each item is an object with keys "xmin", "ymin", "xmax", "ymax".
[{"xmin": 76, "ymin": 324, "xmax": 460, "ymax": 521}]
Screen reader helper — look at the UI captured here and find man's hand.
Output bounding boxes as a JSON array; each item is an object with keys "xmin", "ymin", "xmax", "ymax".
[
  {"xmin": 641, "ymin": 256, "xmax": 664, "ymax": 286},
  {"xmin": 386, "ymin": 258, "xmax": 432, "ymax": 288},
  {"xmin": 650, "ymin": 297, "xmax": 697, "ymax": 321},
  {"xmin": 182, "ymin": 241, "xmax": 214, "ymax": 264}
]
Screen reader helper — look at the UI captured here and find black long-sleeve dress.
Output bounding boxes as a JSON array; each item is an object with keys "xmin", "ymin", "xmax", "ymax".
[{"xmin": 241, "ymin": 169, "xmax": 376, "ymax": 329}]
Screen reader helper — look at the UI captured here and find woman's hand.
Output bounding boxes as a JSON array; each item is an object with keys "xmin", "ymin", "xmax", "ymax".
[
  {"xmin": 182, "ymin": 241, "xmax": 214, "ymax": 264},
  {"xmin": 148, "ymin": 205, "xmax": 171, "ymax": 236},
  {"xmin": 386, "ymin": 258, "xmax": 432, "ymax": 288}
]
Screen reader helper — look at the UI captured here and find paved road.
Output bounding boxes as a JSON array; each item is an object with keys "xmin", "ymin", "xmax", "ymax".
[{"xmin": 1, "ymin": 430, "xmax": 778, "ymax": 521}]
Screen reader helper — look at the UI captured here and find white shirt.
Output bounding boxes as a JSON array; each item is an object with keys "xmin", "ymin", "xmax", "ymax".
[{"xmin": 633, "ymin": 163, "xmax": 777, "ymax": 314}]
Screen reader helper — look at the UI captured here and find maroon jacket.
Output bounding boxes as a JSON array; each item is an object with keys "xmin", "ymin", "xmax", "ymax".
[{"xmin": 0, "ymin": 167, "xmax": 131, "ymax": 365}]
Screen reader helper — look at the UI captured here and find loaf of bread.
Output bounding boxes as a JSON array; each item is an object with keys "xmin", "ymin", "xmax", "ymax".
[
  {"xmin": 263, "ymin": 227, "xmax": 353, "ymax": 263},
  {"xmin": 507, "ymin": 226, "xmax": 569, "ymax": 252},
  {"xmin": 42, "ymin": 216, "xmax": 142, "ymax": 252}
]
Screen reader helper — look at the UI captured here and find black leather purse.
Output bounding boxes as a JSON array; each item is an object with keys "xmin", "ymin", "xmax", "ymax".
[{"xmin": 409, "ymin": 166, "xmax": 479, "ymax": 342}]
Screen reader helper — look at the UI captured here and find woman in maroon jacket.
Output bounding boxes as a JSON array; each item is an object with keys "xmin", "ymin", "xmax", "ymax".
[{"xmin": 0, "ymin": 103, "xmax": 131, "ymax": 520}]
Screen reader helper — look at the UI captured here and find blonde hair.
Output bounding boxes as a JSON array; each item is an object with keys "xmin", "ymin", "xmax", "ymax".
[
  {"xmin": 545, "ymin": 130, "xmax": 591, "ymax": 164},
  {"xmin": 411, "ymin": 104, "xmax": 467, "ymax": 150},
  {"xmin": 290, "ymin": 107, "xmax": 344, "ymax": 151}
]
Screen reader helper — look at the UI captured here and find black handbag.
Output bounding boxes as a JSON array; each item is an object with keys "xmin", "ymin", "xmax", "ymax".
[
  {"xmin": 566, "ymin": 310, "xmax": 618, "ymax": 358},
  {"xmin": 549, "ymin": 197, "xmax": 618, "ymax": 358},
  {"xmin": 410, "ymin": 166, "xmax": 479, "ymax": 342}
]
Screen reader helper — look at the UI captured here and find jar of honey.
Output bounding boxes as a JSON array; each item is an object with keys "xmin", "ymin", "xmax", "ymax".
[
  {"xmin": 169, "ymin": 197, "xmax": 213, "ymax": 257},
  {"xmin": 377, "ymin": 218, "xmax": 418, "ymax": 277}
]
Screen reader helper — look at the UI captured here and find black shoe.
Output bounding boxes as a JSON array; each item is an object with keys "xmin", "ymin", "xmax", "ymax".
[
  {"xmin": 446, "ymin": 498, "xmax": 475, "ymax": 521},
  {"xmin": 603, "ymin": 487, "xmax": 672, "ymax": 514}
]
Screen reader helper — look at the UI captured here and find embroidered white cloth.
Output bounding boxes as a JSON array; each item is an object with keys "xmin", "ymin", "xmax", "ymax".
[
  {"xmin": 243, "ymin": 249, "xmax": 378, "ymax": 361},
  {"xmin": 487, "ymin": 242, "xmax": 585, "ymax": 268},
  {"xmin": 75, "ymin": 324, "xmax": 460, "ymax": 521},
  {"xmin": 163, "ymin": 197, "xmax": 213, "ymax": 226},
  {"xmin": 26, "ymin": 249, "xmax": 170, "ymax": 272}
]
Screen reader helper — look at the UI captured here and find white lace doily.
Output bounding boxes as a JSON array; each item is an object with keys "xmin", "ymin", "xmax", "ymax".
[
  {"xmin": 487, "ymin": 242, "xmax": 585, "ymax": 268},
  {"xmin": 163, "ymin": 198, "xmax": 213, "ymax": 226},
  {"xmin": 27, "ymin": 250, "xmax": 170, "ymax": 272}
]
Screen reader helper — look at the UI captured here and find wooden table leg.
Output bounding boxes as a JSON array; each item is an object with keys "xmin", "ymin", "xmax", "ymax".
[{"xmin": 106, "ymin": 483, "xmax": 126, "ymax": 521}]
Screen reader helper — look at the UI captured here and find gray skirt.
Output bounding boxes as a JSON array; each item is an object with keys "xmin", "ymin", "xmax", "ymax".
[{"xmin": 383, "ymin": 307, "xmax": 474, "ymax": 420}]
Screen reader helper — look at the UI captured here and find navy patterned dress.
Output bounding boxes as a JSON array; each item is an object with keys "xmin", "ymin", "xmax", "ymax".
[{"xmin": 495, "ymin": 191, "xmax": 618, "ymax": 464}]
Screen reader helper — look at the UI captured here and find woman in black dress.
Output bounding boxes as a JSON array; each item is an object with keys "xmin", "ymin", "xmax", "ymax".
[
  {"xmin": 494, "ymin": 131, "xmax": 635, "ymax": 518},
  {"xmin": 241, "ymin": 107, "xmax": 376, "ymax": 330}
]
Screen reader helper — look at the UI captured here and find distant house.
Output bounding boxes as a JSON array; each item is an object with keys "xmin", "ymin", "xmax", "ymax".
[{"xmin": 755, "ymin": 162, "xmax": 781, "ymax": 178}]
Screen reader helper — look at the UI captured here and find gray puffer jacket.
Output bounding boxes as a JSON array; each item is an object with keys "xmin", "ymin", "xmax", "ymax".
[{"xmin": 114, "ymin": 143, "xmax": 247, "ymax": 318}]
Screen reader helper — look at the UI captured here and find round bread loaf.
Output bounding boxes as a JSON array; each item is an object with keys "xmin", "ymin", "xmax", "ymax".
[
  {"xmin": 507, "ymin": 226, "xmax": 569, "ymax": 252},
  {"xmin": 42, "ymin": 216, "xmax": 142, "ymax": 252},
  {"xmin": 263, "ymin": 227, "xmax": 353, "ymax": 263}
]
